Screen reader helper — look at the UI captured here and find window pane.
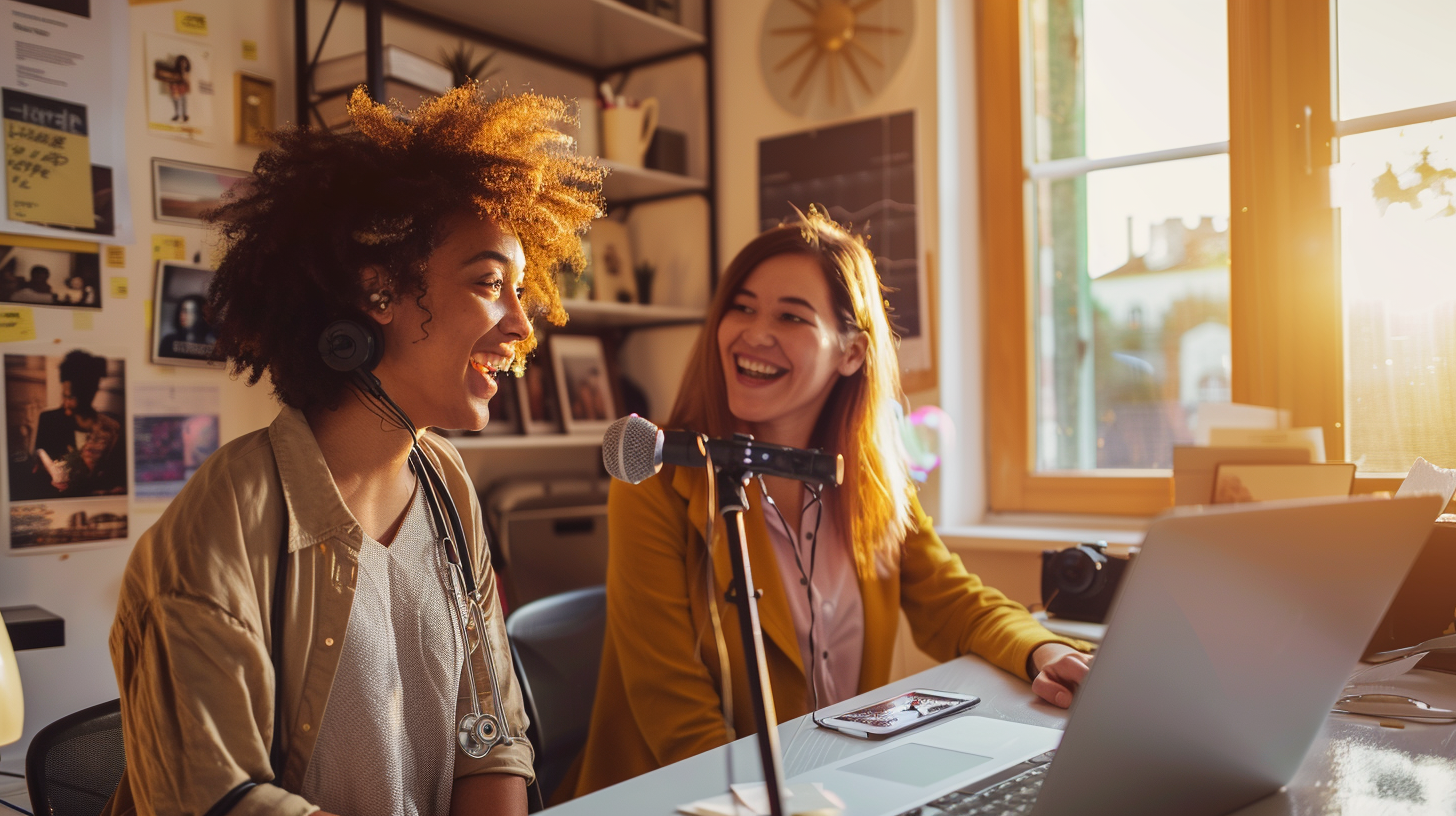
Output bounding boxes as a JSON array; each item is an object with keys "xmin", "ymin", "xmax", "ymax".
[
  {"xmin": 1029, "ymin": 0, "xmax": 1227, "ymax": 162},
  {"xmin": 1336, "ymin": 0, "xmax": 1456, "ymax": 121},
  {"xmin": 1338, "ymin": 119, "xmax": 1456, "ymax": 473},
  {"xmin": 1033, "ymin": 156, "xmax": 1231, "ymax": 471}
]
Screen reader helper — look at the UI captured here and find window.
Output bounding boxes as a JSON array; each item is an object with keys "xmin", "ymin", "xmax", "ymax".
[{"xmin": 978, "ymin": 0, "xmax": 1455, "ymax": 514}]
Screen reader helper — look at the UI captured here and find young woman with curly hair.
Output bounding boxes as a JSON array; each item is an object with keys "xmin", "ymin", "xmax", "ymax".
[
  {"xmin": 565, "ymin": 210, "xmax": 1093, "ymax": 798},
  {"xmin": 105, "ymin": 86, "xmax": 602, "ymax": 816}
]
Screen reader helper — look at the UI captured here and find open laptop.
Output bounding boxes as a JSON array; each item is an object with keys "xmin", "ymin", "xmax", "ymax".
[{"xmin": 789, "ymin": 494, "xmax": 1442, "ymax": 816}]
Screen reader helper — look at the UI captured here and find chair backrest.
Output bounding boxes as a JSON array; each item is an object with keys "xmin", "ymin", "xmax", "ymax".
[
  {"xmin": 506, "ymin": 586, "xmax": 607, "ymax": 802},
  {"xmin": 25, "ymin": 699, "xmax": 124, "ymax": 816}
]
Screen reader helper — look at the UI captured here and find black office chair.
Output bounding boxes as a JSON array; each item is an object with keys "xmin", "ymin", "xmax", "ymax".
[
  {"xmin": 25, "ymin": 698, "xmax": 125, "ymax": 816},
  {"xmin": 506, "ymin": 585, "xmax": 607, "ymax": 810}
]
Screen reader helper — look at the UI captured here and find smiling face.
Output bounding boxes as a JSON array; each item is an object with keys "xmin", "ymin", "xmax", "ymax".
[
  {"xmin": 369, "ymin": 211, "xmax": 530, "ymax": 432},
  {"xmin": 716, "ymin": 253, "xmax": 866, "ymax": 445}
]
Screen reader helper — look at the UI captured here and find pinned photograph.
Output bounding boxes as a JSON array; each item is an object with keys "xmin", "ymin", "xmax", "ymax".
[
  {"xmin": 151, "ymin": 159, "xmax": 251, "ymax": 227},
  {"xmin": 10, "ymin": 496, "xmax": 127, "ymax": 553},
  {"xmin": 0, "ymin": 235, "xmax": 101, "ymax": 309},
  {"xmin": 588, "ymin": 219, "xmax": 636, "ymax": 304},
  {"xmin": 145, "ymin": 32, "xmax": 215, "ymax": 141},
  {"xmin": 550, "ymin": 334, "xmax": 617, "ymax": 434},
  {"xmin": 134, "ymin": 414, "xmax": 218, "ymax": 500},
  {"xmin": 152, "ymin": 261, "xmax": 219, "ymax": 366},
  {"xmin": 5, "ymin": 350, "xmax": 127, "ymax": 503}
]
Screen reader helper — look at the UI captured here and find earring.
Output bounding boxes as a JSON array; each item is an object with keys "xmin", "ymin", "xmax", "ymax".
[{"xmin": 369, "ymin": 291, "xmax": 391, "ymax": 310}]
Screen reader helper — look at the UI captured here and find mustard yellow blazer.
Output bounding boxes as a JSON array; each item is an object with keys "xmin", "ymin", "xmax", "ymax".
[{"xmin": 564, "ymin": 465, "xmax": 1084, "ymax": 799}]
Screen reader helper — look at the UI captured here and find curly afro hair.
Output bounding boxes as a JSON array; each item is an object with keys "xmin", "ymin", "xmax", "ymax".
[{"xmin": 207, "ymin": 84, "xmax": 604, "ymax": 411}]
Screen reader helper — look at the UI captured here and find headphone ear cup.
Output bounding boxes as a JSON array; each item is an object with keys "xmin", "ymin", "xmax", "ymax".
[{"xmin": 318, "ymin": 319, "xmax": 383, "ymax": 373}]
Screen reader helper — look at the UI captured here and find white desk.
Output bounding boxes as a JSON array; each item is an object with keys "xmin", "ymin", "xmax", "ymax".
[{"xmin": 542, "ymin": 654, "xmax": 1456, "ymax": 815}]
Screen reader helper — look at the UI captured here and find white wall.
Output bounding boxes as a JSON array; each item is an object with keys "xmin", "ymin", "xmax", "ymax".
[{"xmin": 0, "ymin": 0, "xmax": 289, "ymax": 771}]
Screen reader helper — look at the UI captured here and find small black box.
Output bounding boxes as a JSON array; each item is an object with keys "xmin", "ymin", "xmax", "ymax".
[
  {"xmin": 645, "ymin": 128, "xmax": 688, "ymax": 176},
  {"xmin": 2, "ymin": 605, "xmax": 65, "ymax": 651}
]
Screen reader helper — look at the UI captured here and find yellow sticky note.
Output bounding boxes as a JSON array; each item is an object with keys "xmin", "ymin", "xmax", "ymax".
[
  {"xmin": 152, "ymin": 234, "xmax": 185, "ymax": 261},
  {"xmin": 72, "ymin": 310, "xmax": 93, "ymax": 330},
  {"xmin": 109, "ymin": 276, "xmax": 128, "ymax": 299},
  {"xmin": 3, "ymin": 89, "xmax": 94, "ymax": 229},
  {"xmin": 0, "ymin": 307, "xmax": 36, "ymax": 342},
  {"xmin": 175, "ymin": 11, "xmax": 207, "ymax": 36},
  {"xmin": 241, "ymin": 40, "xmax": 259, "ymax": 60},
  {"xmin": 104, "ymin": 245, "xmax": 125, "ymax": 267}
]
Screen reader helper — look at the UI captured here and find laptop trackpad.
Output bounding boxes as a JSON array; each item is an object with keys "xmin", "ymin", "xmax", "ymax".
[{"xmin": 841, "ymin": 743, "xmax": 993, "ymax": 788}]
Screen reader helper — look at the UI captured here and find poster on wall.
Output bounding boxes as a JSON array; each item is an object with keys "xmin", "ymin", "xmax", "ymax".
[
  {"xmin": 145, "ymin": 32, "xmax": 215, "ymax": 143},
  {"xmin": 4, "ymin": 348, "xmax": 128, "ymax": 553},
  {"xmin": 0, "ymin": 234, "xmax": 101, "ymax": 309},
  {"xmin": 132, "ymin": 383, "xmax": 218, "ymax": 501},
  {"xmin": 0, "ymin": 0, "xmax": 132, "ymax": 242},
  {"xmin": 757, "ymin": 112, "xmax": 931, "ymax": 379}
]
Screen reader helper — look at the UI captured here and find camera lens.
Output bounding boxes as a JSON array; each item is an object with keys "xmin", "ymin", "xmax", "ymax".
[{"xmin": 1052, "ymin": 546, "xmax": 1107, "ymax": 597}]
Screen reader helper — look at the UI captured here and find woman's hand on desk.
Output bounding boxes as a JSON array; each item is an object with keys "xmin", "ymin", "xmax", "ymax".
[{"xmin": 1030, "ymin": 644, "xmax": 1094, "ymax": 709}]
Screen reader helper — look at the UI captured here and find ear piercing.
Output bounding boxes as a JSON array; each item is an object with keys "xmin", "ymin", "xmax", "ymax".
[{"xmin": 369, "ymin": 291, "xmax": 391, "ymax": 310}]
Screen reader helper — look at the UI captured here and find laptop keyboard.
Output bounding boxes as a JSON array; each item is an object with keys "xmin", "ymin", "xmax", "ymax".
[{"xmin": 897, "ymin": 751, "xmax": 1055, "ymax": 816}]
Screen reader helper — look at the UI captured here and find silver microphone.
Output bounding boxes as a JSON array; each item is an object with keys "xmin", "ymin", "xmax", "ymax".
[{"xmin": 602, "ymin": 415, "xmax": 667, "ymax": 484}]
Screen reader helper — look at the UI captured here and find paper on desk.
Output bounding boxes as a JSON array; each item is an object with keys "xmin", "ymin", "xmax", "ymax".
[
  {"xmin": 1195, "ymin": 403, "xmax": 1289, "ymax": 445},
  {"xmin": 1396, "ymin": 457, "xmax": 1456, "ymax": 511},
  {"xmin": 1208, "ymin": 427, "xmax": 1326, "ymax": 463},
  {"xmin": 678, "ymin": 782, "xmax": 844, "ymax": 816}
]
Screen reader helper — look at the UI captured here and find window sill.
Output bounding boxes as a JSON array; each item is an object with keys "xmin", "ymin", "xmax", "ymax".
[{"xmin": 938, "ymin": 513, "xmax": 1149, "ymax": 555}]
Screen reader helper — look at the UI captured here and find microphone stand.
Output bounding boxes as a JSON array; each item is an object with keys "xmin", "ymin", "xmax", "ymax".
[{"xmin": 710, "ymin": 434, "xmax": 788, "ymax": 816}]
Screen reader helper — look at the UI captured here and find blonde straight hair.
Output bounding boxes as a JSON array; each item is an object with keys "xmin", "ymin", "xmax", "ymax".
[{"xmin": 667, "ymin": 208, "xmax": 914, "ymax": 576}]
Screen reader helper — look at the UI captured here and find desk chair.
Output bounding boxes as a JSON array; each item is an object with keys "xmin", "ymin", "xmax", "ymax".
[
  {"xmin": 25, "ymin": 699, "xmax": 124, "ymax": 816},
  {"xmin": 506, "ymin": 586, "xmax": 607, "ymax": 810}
]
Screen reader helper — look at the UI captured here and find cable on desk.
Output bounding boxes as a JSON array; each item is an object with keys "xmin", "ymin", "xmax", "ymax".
[{"xmin": 0, "ymin": 797, "xmax": 32, "ymax": 816}]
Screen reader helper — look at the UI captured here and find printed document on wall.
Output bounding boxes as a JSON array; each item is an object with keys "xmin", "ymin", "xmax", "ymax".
[{"xmin": 0, "ymin": 0, "xmax": 131, "ymax": 242}]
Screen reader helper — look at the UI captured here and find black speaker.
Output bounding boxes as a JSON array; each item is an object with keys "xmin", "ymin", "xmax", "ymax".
[{"xmin": 318, "ymin": 319, "xmax": 383, "ymax": 373}]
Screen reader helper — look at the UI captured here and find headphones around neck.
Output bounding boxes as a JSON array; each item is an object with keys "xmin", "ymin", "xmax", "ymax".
[{"xmin": 318, "ymin": 319, "xmax": 383, "ymax": 374}]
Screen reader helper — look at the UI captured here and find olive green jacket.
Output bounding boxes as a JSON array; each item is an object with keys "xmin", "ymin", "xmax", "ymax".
[{"xmin": 103, "ymin": 407, "xmax": 532, "ymax": 816}]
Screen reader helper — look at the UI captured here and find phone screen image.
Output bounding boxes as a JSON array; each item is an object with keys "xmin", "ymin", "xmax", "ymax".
[{"xmin": 838, "ymin": 691, "xmax": 970, "ymax": 730}]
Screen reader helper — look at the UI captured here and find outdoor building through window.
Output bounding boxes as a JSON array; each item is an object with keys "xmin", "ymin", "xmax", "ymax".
[{"xmin": 1027, "ymin": 0, "xmax": 1229, "ymax": 471}]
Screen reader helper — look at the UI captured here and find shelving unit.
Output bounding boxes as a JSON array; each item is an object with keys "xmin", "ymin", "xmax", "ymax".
[{"xmin": 293, "ymin": 0, "xmax": 717, "ymax": 449}]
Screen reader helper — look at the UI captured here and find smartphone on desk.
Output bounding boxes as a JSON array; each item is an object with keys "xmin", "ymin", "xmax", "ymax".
[{"xmin": 816, "ymin": 689, "xmax": 981, "ymax": 740}]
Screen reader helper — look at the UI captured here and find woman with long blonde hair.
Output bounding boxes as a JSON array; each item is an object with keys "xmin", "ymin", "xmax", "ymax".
[{"xmin": 566, "ymin": 209, "xmax": 1092, "ymax": 798}]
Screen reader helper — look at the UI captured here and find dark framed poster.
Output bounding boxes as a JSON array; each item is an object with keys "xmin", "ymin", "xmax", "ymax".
[{"xmin": 758, "ymin": 111, "xmax": 930, "ymax": 382}]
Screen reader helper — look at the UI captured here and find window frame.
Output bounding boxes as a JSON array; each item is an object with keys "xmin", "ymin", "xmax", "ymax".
[{"xmin": 976, "ymin": 0, "xmax": 1410, "ymax": 516}]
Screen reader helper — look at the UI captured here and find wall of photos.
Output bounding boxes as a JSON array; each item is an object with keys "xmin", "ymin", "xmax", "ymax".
[{"xmin": 0, "ymin": 0, "xmax": 288, "ymax": 765}]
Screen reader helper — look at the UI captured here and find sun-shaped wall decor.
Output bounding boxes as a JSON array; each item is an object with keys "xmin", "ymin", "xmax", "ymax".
[{"xmin": 759, "ymin": 0, "xmax": 913, "ymax": 120}]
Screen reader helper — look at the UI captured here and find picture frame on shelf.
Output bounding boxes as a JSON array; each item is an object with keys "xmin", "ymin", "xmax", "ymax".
[
  {"xmin": 589, "ymin": 219, "xmax": 636, "ymax": 304},
  {"xmin": 479, "ymin": 373, "xmax": 522, "ymax": 436},
  {"xmin": 151, "ymin": 159, "xmax": 252, "ymax": 227},
  {"xmin": 152, "ymin": 261, "xmax": 221, "ymax": 367},
  {"xmin": 519, "ymin": 348, "xmax": 563, "ymax": 435},
  {"xmin": 550, "ymin": 334, "xmax": 617, "ymax": 435}
]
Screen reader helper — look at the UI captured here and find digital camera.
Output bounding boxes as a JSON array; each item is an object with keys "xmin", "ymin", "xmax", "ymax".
[{"xmin": 1039, "ymin": 541, "xmax": 1135, "ymax": 624}]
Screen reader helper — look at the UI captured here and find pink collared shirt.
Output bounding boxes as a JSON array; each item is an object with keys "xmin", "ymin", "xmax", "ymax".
[{"xmin": 765, "ymin": 488, "xmax": 865, "ymax": 707}]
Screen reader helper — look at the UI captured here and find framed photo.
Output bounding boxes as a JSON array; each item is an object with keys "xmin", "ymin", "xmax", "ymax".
[
  {"xmin": 151, "ymin": 262, "xmax": 220, "ymax": 367},
  {"xmin": 5, "ymin": 349, "xmax": 129, "ymax": 554},
  {"xmin": 236, "ymin": 73, "xmax": 276, "ymax": 147},
  {"xmin": 518, "ymin": 350, "xmax": 562, "ymax": 435},
  {"xmin": 478, "ymin": 374, "xmax": 522, "ymax": 436},
  {"xmin": 588, "ymin": 218, "xmax": 636, "ymax": 304},
  {"xmin": 549, "ymin": 335, "xmax": 617, "ymax": 435},
  {"xmin": 151, "ymin": 158, "xmax": 251, "ymax": 227},
  {"xmin": 0, "ymin": 235, "xmax": 102, "ymax": 309}
]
